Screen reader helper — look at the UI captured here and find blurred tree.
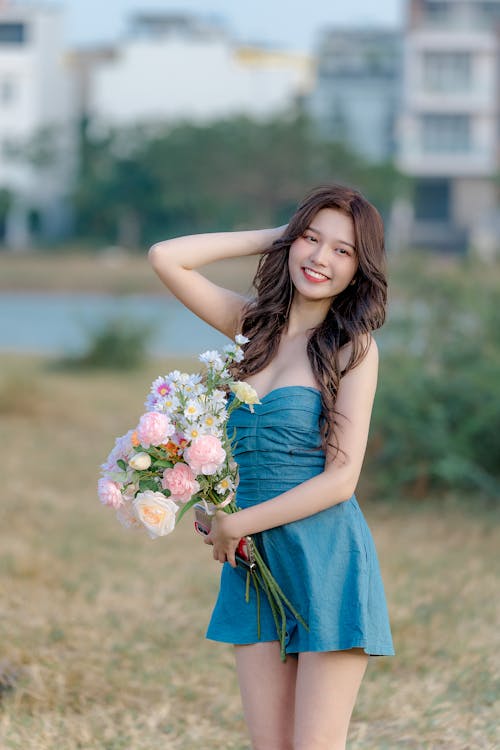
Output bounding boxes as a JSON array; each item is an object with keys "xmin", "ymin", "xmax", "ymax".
[
  {"xmin": 72, "ymin": 113, "xmax": 405, "ymax": 248},
  {"xmin": 73, "ymin": 118, "xmax": 161, "ymax": 247},
  {"xmin": 366, "ymin": 253, "xmax": 500, "ymax": 502},
  {"xmin": 0, "ymin": 188, "xmax": 11, "ymax": 244}
]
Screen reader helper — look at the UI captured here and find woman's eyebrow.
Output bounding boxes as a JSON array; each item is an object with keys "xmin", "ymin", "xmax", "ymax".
[{"xmin": 308, "ymin": 225, "xmax": 356, "ymax": 250}]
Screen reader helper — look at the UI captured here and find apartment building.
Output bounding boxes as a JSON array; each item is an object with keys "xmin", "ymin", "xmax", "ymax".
[
  {"xmin": 308, "ymin": 28, "xmax": 402, "ymax": 162},
  {"xmin": 83, "ymin": 13, "xmax": 314, "ymax": 126},
  {"xmin": 397, "ymin": 0, "xmax": 500, "ymax": 253},
  {"xmin": 0, "ymin": 1, "xmax": 75, "ymax": 247}
]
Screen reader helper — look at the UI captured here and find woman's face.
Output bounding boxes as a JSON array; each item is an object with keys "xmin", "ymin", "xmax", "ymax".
[{"xmin": 288, "ymin": 208, "xmax": 359, "ymax": 302}]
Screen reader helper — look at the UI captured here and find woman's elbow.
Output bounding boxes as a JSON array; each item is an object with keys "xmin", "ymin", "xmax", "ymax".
[
  {"xmin": 326, "ymin": 471, "xmax": 358, "ymax": 504},
  {"xmin": 148, "ymin": 242, "xmax": 164, "ymax": 266},
  {"xmin": 343, "ymin": 471, "xmax": 360, "ymax": 500}
]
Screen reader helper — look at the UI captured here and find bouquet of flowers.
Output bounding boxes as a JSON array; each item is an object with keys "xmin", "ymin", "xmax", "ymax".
[{"xmin": 98, "ymin": 334, "xmax": 307, "ymax": 660}]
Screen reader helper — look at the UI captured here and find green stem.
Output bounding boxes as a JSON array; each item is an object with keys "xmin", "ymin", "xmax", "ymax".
[
  {"xmin": 254, "ymin": 574, "xmax": 261, "ymax": 641},
  {"xmin": 256, "ymin": 559, "xmax": 288, "ymax": 660},
  {"xmin": 253, "ymin": 568, "xmax": 282, "ymax": 649},
  {"xmin": 252, "ymin": 545, "xmax": 309, "ymax": 631}
]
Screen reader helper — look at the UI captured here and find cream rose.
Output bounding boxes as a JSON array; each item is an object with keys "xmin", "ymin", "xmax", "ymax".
[
  {"xmin": 133, "ymin": 491, "xmax": 179, "ymax": 539},
  {"xmin": 128, "ymin": 452, "xmax": 152, "ymax": 470}
]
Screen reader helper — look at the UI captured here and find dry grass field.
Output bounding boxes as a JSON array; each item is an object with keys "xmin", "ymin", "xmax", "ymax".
[{"xmin": 0, "ymin": 353, "xmax": 499, "ymax": 750}]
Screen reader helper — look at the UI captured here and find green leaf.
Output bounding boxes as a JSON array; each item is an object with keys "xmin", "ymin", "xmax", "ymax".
[
  {"xmin": 117, "ymin": 459, "xmax": 128, "ymax": 471},
  {"xmin": 106, "ymin": 470, "xmax": 127, "ymax": 483},
  {"xmin": 152, "ymin": 459, "xmax": 173, "ymax": 469},
  {"xmin": 176, "ymin": 496, "xmax": 202, "ymax": 525},
  {"xmin": 138, "ymin": 478, "xmax": 159, "ymax": 492}
]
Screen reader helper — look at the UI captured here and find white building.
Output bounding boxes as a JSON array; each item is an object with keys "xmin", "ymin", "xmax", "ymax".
[
  {"xmin": 308, "ymin": 28, "xmax": 402, "ymax": 163},
  {"xmin": 396, "ymin": 0, "xmax": 500, "ymax": 253},
  {"xmin": 0, "ymin": 1, "xmax": 76, "ymax": 248},
  {"xmin": 84, "ymin": 13, "xmax": 313, "ymax": 126}
]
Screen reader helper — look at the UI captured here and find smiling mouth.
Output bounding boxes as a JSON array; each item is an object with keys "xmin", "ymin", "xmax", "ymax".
[{"xmin": 302, "ymin": 266, "xmax": 330, "ymax": 281}]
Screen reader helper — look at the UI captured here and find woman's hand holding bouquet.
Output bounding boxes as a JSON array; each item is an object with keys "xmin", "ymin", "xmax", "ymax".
[{"xmin": 98, "ymin": 334, "xmax": 307, "ymax": 660}]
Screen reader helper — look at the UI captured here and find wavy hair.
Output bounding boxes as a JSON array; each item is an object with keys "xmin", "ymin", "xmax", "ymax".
[{"xmin": 231, "ymin": 184, "xmax": 387, "ymax": 458}]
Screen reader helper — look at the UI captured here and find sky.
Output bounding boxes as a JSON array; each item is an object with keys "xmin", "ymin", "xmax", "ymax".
[{"xmin": 58, "ymin": 0, "xmax": 404, "ymax": 51}]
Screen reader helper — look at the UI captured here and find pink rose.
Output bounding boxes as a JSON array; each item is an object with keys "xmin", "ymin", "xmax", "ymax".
[
  {"xmin": 184, "ymin": 435, "xmax": 226, "ymax": 475},
  {"xmin": 98, "ymin": 477, "xmax": 123, "ymax": 509},
  {"xmin": 137, "ymin": 412, "xmax": 174, "ymax": 447},
  {"xmin": 162, "ymin": 463, "xmax": 200, "ymax": 503}
]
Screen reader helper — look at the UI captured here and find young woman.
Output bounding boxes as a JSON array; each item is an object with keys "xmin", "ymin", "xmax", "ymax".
[{"xmin": 149, "ymin": 184, "xmax": 395, "ymax": 750}]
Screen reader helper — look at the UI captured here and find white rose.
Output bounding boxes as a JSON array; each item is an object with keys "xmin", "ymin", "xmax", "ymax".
[
  {"xmin": 128, "ymin": 452, "xmax": 152, "ymax": 470},
  {"xmin": 116, "ymin": 501, "xmax": 142, "ymax": 530},
  {"xmin": 133, "ymin": 491, "xmax": 179, "ymax": 539}
]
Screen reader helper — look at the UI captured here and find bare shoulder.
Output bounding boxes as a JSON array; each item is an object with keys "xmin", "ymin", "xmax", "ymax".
[
  {"xmin": 338, "ymin": 333, "xmax": 378, "ymax": 375},
  {"xmin": 325, "ymin": 334, "xmax": 379, "ymax": 473}
]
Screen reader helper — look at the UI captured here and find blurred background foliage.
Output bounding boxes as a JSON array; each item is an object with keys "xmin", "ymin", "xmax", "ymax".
[
  {"xmin": 72, "ymin": 112, "xmax": 407, "ymax": 248},
  {"xmin": 3, "ymin": 111, "xmax": 498, "ymax": 503},
  {"xmin": 55, "ymin": 316, "xmax": 157, "ymax": 371},
  {"xmin": 365, "ymin": 254, "xmax": 500, "ymax": 502}
]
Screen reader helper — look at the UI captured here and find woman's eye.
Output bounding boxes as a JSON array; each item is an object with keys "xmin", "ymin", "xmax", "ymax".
[
  {"xmin": 336, "ymin": 247, "xmax": 348, "ymax": 255},
  {"xmin": 304, "ymin": 233, "xmax": 317, "ymax": 242}
]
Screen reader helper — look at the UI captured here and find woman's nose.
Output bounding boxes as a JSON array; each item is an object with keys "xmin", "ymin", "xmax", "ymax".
[{"xmin": 309, "ymin": 241, "xmax": 329, "ymax": 266}]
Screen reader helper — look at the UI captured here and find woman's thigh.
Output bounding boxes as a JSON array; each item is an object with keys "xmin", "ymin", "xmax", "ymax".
[
  {"xmin": 234, "ymin": 641, "xmax": 298, "ymax": 750},
  {"xmin": 293, "ymin": 648, "xmax": 369, "ymax": 750}
]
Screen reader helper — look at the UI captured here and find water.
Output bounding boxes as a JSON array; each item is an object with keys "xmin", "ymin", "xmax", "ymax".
[{"xmin": 0, "ymin": 292, "xmax": 228, "ymax": 356}]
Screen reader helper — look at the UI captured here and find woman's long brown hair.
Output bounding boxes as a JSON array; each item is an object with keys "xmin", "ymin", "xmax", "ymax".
[{"xmin": 232, "ymin": 184, "xmax": 387, "ymax": 459}]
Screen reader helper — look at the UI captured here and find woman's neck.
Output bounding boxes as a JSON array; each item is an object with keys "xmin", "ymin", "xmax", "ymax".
[{"xmin": 285, "ymin": 297, "xmax": 330, "ymax": 338}]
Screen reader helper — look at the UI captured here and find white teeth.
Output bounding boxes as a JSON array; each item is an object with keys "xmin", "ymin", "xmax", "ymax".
[{"xmin": 304, "ymin": 267, "xmax": 328, "ymax": 280}]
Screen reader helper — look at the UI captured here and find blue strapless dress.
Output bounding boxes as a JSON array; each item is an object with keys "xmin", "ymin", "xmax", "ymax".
[{"xmin": 206, "ymin": 386, "xmax": 395, "ymax": 656}]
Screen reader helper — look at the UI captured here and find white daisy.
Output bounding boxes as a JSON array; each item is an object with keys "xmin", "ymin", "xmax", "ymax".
[
  {"xmin": 211, "ymin": 389, "xmax": 227, "ymax": 408},
  {"xmin": 158, "ymin": 394, "xmax": 180, "ymax": 413},
  {"xmin": 184, "ymin": 398, "xmax": 203, "ymax": 421},
  {"xmin": 216, "ymin": 476, "xmax": 235, "ymax": 495},
  {"xmin": 199, "ymin": 350, "xmax": 225, "ymax": 370},
  {"xmin": 167, "ymin": 369, "xmax": 183, "ymax": 383},
  {"xmin": 185, "ymin": 424, "xmax": 202, "ymax": 441}
]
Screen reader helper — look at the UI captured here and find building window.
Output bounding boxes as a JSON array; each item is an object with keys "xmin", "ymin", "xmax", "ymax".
[
  {"xmin": 421, "ymin": 114, "xmax": 471, "ymax": 153},
  {"xmin": 423, "ymin": 52, "xmax": 471, "ymax": 93},
  {"xmin": 0, "ymin": 78, "xmax": 16, "ymax": 105},
  {"xmin": 424, "ymin": 2, "xmax": 451, "ymax": 26},
  {"xmin": 1, "ymin": 138, "xmax": 18, "ymax": 159},
  {"xmin": 0, "ymin": 23, "xmax": 26, "ymax": 44},
  {"xmin": 478, "ymin": 2, "xmax": 500, "ymax": 26},
  {"xmin": 415, "ymin": 179, "xmax": 450, "ymax": 221}
]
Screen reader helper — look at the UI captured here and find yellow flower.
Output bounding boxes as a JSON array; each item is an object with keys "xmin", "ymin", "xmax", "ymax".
[{"xmin": 229, "ymin": 381, "xmax": 261, "ymax": 412}]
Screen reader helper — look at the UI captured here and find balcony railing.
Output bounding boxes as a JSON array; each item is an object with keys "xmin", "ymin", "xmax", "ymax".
[{"xmin": 398, "ymin": 145, "xmax": 496, "ymax": 176}]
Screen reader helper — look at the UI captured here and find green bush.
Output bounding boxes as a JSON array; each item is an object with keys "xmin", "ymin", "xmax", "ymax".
[
  {"xmin": 59, "ymin": 316, "xmax": 156, "ymax": 371},
  {"xmin": 366, "ymin": 254, "xmax": 500, "ymax": 501}
]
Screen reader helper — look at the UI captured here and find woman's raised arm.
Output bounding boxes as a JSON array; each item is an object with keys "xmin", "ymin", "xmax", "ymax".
[{"xmin": 148, "ymin": 226, "xmax": 286, "ymax": 338}]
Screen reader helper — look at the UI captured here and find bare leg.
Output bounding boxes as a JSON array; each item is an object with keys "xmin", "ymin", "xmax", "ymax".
[
  {"xmin": 293, "ymin": 648, "xmax": 369, "ymax": 750},
  {"xmin": 234, "ymin": 641, "xmax": 298, "ymax": 750}
]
